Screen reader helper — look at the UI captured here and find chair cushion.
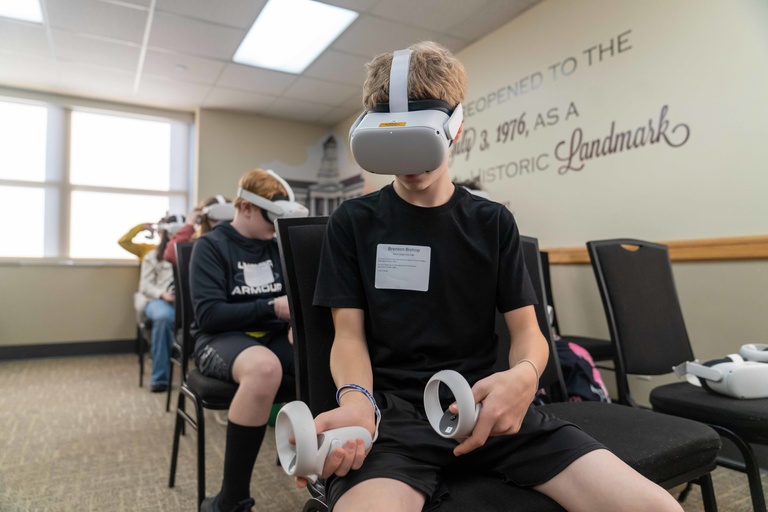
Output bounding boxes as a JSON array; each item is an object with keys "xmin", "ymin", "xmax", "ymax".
[
  {"xmin": 185, "ymin": 369, "xmax": 238, "ymax": 407},
  {"xmin": 437, "ymin": 472, "xmax": 564, "ymax": 511},
  {"xmin": 539, "ymin": 401, "xmax": 720, "ymax": 487},
  {"xmin": 650, "ymin": 381, "xmax": 768, "ymax": 441},
  {"xmin": 560, "ymin": 335, "xmax": 613, "ymax": 361}
]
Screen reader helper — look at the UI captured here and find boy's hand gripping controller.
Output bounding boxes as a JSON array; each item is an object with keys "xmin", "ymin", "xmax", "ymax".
[
  {"xmin": 275, "ymin": 401, "xmax": 372, "ymax": 483},
  {"xmin": 423, "ymin": 370, "xmax": 481, "ymax": 440}
]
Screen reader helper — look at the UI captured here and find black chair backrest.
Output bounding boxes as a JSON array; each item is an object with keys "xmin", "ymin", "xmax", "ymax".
[
  {"xmin": 587, "ymin": 239, "xmax": 695, "ymax": 404},
  {"xmin": 174, "ymin": 241, "xmax": 196, "ymax": 373},
  {"xmin": 519, "ymin": 236, "xmax": 568, "ymax": 401},
  {"xmin": 539, "ymin": 250, "xmax": 560, "ymax": 334},
  {"xmin": 275, "ymin": 216, "xmax": 335, "ymax": 416}
]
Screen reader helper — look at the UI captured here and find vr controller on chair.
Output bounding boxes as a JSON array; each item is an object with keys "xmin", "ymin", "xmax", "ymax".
[
  {"xmin": 237, "ymin": 170, "xmax": 308, "ymax": 222},
  {"xmin": 275, "ymin": 401, "xmax": 372, "ymax": 483},
  {"xmin": 673, "ymin": 344, "xmax": 768, "ymax": 399},
  {"xmin": 348, "ymin": 48, "xmax": 463, "ymax": 175}
]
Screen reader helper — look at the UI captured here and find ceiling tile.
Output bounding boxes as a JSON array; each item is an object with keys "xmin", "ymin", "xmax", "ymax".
[
  {"xmin": 57, "ymin": 62, "xmax": 135, "ymax": 98},
  {"xmin": 263, "ymin": 97, "xmax": 333, "ymax": 124},
  {"xmin": 448, "ymin": 0, "xmax": 535, "ymax": 41},
  {"xmin": 45, "ymin": 0, "xmax": 148, "ymax": 44},
  {"xmin": 331, "ymin": 14, "xmax": 454, "ymax": 59},
  {"xmin": 281, "ymin": 77, "xmax": 359, "ymax": 107},
  {"xmin": 148, "ymin": 11, "xmax": 246, "ymax": 60},
  {"xmin": 303, "ymin": 49, "xmax": 369, "ymax": 87},
  {"xmin": 370, "ymin": 0, "xmax": 489, "ymax": 34},
  {"xmin": 155, "ymin": 0, "xmax": 266, "ymax": 29},
  {"xmin": 134, "ymin": 76, "xmax": 210, "ymax": 109},
  {"xmin": 316, "ymin": 104, "xmax": 361, "ymax": 126},
  {"xmin": 0, "ymin": 19, "xmax": 49, "ymax": 58},
  {"xmin": 216, "ymin": 63, "xmax": 297, "ymax": 96},
  {"xmin": 142, "ymin": 49, "xmax": 226, "ymax": 85},
  {"xmin": 319, "ymin": 0, "xmax": 379, "ymax": 14},
  {"xmin": 201, "ymin": 87, "xmax": 276, "ymax": 113},
  {"xmin": 0, "ymin": 53, "xmax": 59, "ymax": 89},
  {"xmin": 52, "ymin": 30, "xmax": 140, "ymax": 73}
]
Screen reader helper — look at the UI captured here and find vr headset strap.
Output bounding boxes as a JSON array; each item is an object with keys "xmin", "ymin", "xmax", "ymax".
[
  {"xmin": 389, "ymin": 49, "xmax": 411, "ymax": 113},
  {"xmin": 673, "ymin": 361, "xmax": 723, "ymax": 382}
]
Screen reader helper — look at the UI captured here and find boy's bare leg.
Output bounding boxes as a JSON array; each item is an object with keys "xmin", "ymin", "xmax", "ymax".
[
  {"xmin": 534, "ymin": 449, "xmax": 683, "ymax": 512},
  {"xmin": 333, "ymin": 478, "xmax": 426, "ymax": 512}
]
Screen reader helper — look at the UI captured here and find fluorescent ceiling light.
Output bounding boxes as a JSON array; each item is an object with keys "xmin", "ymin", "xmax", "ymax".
[
  {"xmin": 0, "ymin": 0, "xmax": 43, "ymax": 23},
  {"xmin": 233, "ymin": 0, "xmax": 358, "ymax": 74}
]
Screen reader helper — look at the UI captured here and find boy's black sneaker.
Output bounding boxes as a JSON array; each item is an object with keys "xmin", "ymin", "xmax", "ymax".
[{"xmin": 200, "ymin": 495, "xmax": 254, "ymax": 512}]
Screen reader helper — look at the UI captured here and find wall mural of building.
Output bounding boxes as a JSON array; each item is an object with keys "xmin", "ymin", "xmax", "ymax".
[{"xmin": 285, "ymin": 135, "xmax": 365, "ymax": 216}]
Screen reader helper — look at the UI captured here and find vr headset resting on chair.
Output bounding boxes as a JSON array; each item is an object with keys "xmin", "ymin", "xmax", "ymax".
[
  {"xmin": 673, "ymin": 343, "xmax": 768, "ymax": 399},
  {"xmin": 348, "ymin": 48, "xmax": 463, "ymax": 175},
  {"xmin": 236, "ymin": 170, "xmax": 308, "ymax": 222}
]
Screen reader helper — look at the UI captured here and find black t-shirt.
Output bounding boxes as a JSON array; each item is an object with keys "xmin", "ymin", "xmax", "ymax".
[
  {"xmin": 314, "ymin": 184, "xmax": 536, "ymax": 404},
  {"xmin": 190, "ymin": 222, "xmax": 286, "ymax": 353}
]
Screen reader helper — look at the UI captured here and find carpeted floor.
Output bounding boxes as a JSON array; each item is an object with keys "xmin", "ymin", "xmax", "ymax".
[{"xmin": 0, "ymin": 353, "xmax": 764, "ymax": 511}]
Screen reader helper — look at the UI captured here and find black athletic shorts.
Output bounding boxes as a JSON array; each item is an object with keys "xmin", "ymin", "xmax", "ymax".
[
  {"xmin": 194, "ymin": 329, "xmax": 294, "ymax": 382},
  {"xmin": 326, "ymin": 392, "xmax": 605, "ymax": 511}
]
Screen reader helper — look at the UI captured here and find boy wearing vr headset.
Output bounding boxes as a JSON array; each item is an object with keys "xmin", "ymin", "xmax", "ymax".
[
  {"xmin": 307, "ymin": 42, "xmax": 682, "ymax": 511},
  {"xmin": 191, "ymin": 169, "xmax": 304, "ymax": 512}
]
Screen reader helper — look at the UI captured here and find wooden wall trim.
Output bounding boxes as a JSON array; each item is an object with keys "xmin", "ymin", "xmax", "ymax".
[{"xmin": 544, "ymin": 235, "xmax": 768, "ymax": 264}]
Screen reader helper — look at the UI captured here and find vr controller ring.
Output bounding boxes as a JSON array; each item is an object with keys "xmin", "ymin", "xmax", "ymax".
[
  {"xmin": 739, "ymin": 343, "xmax": 768, "ymax": 363},
  {"xmin": 275, "ymin": 401, "xmax": 320, "ymax": 479},
  {"xmin": 424, "ymin": 370, "xmax": 480, "ymax": 440}
]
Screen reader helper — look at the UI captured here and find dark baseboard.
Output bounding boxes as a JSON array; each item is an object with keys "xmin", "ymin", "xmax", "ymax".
[{"xmin": 0, "ymin": 339, "xmax": 136, "ymax": 360}]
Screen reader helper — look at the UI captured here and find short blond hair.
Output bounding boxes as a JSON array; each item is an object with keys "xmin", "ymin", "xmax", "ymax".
[
  {"xmin": 233, "ymin": 169, "xmax": 287, "ymax": 209},
  {"xmin": 362, "ymin": 41, "xmax": 468, "ymax": 111}
]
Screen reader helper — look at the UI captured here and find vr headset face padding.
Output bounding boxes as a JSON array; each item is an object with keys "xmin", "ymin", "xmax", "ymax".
[{"xmin": 348, "ymin": 48, "xmax": 464, "ymax": 175}]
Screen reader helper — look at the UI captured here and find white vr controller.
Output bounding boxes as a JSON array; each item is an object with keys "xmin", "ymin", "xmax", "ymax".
[
  {"xmin": 423, "ymin": 370, "xmax": 480, "ymax": 440},
  {"xmin": 673, "ymin": 344, "xmax": 768, "ymax": 399},
  {"xmin": 275, "ymin": 401, "xmax": 372, "ymax": 483}
]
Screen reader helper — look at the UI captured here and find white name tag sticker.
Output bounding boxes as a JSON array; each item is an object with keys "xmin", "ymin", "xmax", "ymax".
[
  {"xmin": 375, "ymin": 244, "xmax": 431, "ymax": 292},
  {"xmin": 244, "ymin": 261, "xmax": 275, "ymax": 287}
]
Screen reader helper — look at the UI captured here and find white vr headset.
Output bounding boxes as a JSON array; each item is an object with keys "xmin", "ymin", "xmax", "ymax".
[
  {"xmin": 348, "ymin": 48, "xmax": 463, "ymax": 175},
  {"xmin": 237, "ymin": 170, "xmax": 309, "ymax": 222},
  {"xmin": 201, "ymin": 195, "xmax": 235, "ymax": 222},
  {"xmin": 673, "ymin": 344, "xmax": 768, "ymax": 399},
  {"xmin": 157, "ymin": 214, "xmax": 185, "ymax": 235}
]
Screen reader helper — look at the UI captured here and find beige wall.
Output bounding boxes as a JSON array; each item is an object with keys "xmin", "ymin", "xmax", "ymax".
[
  {"xmin": 0, "ymin": 265, "xmax": 139, "ymax": 345},
  {"xmin": 196, "ymin": 109, "xmax": 330, "ymax": 201}
]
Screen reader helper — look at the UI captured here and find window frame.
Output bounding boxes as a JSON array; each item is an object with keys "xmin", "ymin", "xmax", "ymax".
[{"xmin": 0, "ymin": 88, "xmax": 194, "ymax": 265}]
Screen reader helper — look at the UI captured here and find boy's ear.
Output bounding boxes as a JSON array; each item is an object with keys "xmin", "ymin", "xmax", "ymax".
[{"xmin": 453, "ymin": 123, "xmax": 463, "ymax": 142}]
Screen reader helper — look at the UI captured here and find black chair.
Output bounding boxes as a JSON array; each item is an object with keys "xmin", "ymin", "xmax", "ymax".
[
  {"xmin": 275, "ymin": 219, "xmax": 719, "ymax": 511},
  {"xmin": 540, "ymin": 250, "xmax": 614, "ymax": 365},
  {"xmin": 521, "ymin": 236, "xmax": 720, "ymax": 510},
  {"xmin": 276, "ymin": 217, "xmax": 574, "ymax": 512},
  {"xmin": 587, "ymin": 238, "xmax": 768, "ymax": 512},
  {"xmin": 167, "ymin": 241, "xmax": 297, "ymax": 508},
  {"xmin": 166, "ymin": 259, "xmax": 185, "ymax": 411}
]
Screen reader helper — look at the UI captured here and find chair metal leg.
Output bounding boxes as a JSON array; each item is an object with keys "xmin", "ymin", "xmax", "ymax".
[
  {"xmin": 712, "ymin": 426, "xmax": 766, "ymax": 512},
  {"xmin": 697, "ymin": 473, "xmax": 718, "ymax": 512},
  {"xmin": 166, "ymin": 360, "xmax": 174, "ymax": 412},
  {"xmin": 196, "ymin": 397, "xmax": 207, "ymax": 508},
  {"xmin": 168, "ymin": 390, "xmax": 185, "ymax": 488},
  {"xmin": 138, "ymin": 326, "xmax": 145, "ymax": 387}
]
